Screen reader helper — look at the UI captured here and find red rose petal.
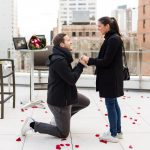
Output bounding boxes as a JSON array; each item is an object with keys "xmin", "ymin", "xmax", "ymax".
[
  {"xmin": 75, "ymin": 145, "xmax": 79, "ymax": 148},
  {"xmin": 25, "ymin": 108, "xmax": 28, "ymax": 110},
  {"xmin": 16, "ymin": 137, "xmax": 21, "ymax": 142},
  {"xmin": 21, "ymin": 120, "xmax": 24, "ymax": 122},
  {"xmin": 21, "ymin": 109, "xmax": 24, "ymax": 112},
  {"xmin": 60, "ymin": 144, "xmax": 64, "ymax": 146},
  {"xmin": 65, "ymin": 143, "xmax": 70, "ymax": 146},
  {"xmin": 105, "ymin": 114, "xmax": 108, "ymax": 116},
  {"xmin": 134, "ymin": 119, "xmax": 137, "ymax": 122},
  {"xmin": 137, "ymin": 112, "xmax": 140, "ymax": 115},
  {"xmin": 95, "ymin": 134, "xmax": 100, "ymax": 137},
  {"xmin": 132, "ymin": 122, "xmax": 136, "ymax": 124},
  {"xmin": 32, "ymin": 106, "xmax": 38, "ymax": 108},
  {"xmin": 56, "ymin": 144, "xmax": 61, "ymax": 149},
  {"xmin": 105, "ymin": 125, "xmax": 108, "ymax": 127},
  {"xmin": 45, "ymin": 111, "xmax": 48, "ymax": 113},
  {"xmin": 129, "ymin": 145, "xmax": 133, "ymax": 149},
  {"xmin": 100, "ymin": 139, "xmax": 107, "ymax": 144},
  {"xmin": 123, "ymin": 115, "xmax": 127, "ymax": 118},
  {"xmin": 130, "ymin": 117, "xmax": 133, "ymax": 120}
]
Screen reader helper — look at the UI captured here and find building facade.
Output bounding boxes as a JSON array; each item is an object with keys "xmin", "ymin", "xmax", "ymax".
[
  {"xmin": 0, "ymin": 0, "xmax": 18, "ymax": 58},
  {"xmin": 137, "ymin": 0, "xmax": 150, "ymax": 75},
  {"xmin": 58, "ymin": 0, "xmax": 97, "ymax": 27},
  {"xmin": 137, "ymin": 0, "xmax": 150, "ymax": 49}
]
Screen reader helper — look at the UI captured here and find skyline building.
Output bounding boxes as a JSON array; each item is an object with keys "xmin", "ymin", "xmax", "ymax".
[
  {"xmin": 58, "ymin": 0, "xmax": 97, "ymax": 28},
  {"xmin": 111, "ymin": 5, "xmax": 138, "ymax": 36},
  {"xmin": 0, "ymin": 0, "xmax": 18, "ymax": 58}
]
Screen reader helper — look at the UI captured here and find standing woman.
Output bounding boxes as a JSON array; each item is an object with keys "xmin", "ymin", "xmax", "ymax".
[{"xmin": 82, "ymin": 17, "xmax": 124, "ymax": 143}]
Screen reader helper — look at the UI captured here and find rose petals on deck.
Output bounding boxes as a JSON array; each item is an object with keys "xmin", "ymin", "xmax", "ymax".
[
  {"xmin": 60, "ymin": 144, "xmax": 64, "ymax": 147},
  {"xmin": 65, "ymin": 143, "xmax": 70, "ymax": 146},
  {"xmin": 32, "ymin": 106, "xmax": 38, "ymax": 108},
  {"xmin": 129, "ymin": 145, "xmax": 133, "ymax": 149},
  {"xmin": 100, "ymin": 139, "xmax": 107, "ymax": 144},
  {"xmin": 16, "ymin": 137, "xmax": 21, "ymax": 142},
  {"xmin": 95, "ymin": 134, "xmax": 100, "ymax": 137},
  {"xmin": 75, "ymin": 145, "xmax": 79, "ymax": 148},
  {"xmin": 56, "ymin": 144, "xmax": 61, "ymax": 149},
  {"xmin": 21, "ymin": 109, "xmax": 24, "ymax": 112}
]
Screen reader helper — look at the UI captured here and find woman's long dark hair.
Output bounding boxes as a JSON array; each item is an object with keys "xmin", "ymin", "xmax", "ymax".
[{"xmin": 98, "ymin": 16, "xmax": 121, "ymax": 36}]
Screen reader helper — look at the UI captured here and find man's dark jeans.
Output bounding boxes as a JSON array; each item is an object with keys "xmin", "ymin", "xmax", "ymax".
[{"xmin": 34, "ymin": 93, "xmax": 90, "ymax": 138}]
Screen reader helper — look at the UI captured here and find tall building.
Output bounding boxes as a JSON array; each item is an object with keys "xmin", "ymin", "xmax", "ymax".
[
  {"xmin": 137, "ymin": 0, "xmax": 150, "ymax": 75},
  {"xmin": 58, "ymin": 0, "xmax": 97, "ymax": 27},
  {"xmin": 0, "ymin": 0, "xmax": 18, "ymax": 58},
  {"xmin": 111, "ymin": 5, "xmax": 138, "ymax": 35}
]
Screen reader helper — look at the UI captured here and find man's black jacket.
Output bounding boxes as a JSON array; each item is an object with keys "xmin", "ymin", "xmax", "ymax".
[{"xmin": 47, "ymin": 46, "xmax": 84, "ymax": 106}]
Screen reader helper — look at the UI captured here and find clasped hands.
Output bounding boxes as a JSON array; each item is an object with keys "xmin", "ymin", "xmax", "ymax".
[{"xmin": 79, "ymin": 55, "xmax": 89, "ymax": 67}]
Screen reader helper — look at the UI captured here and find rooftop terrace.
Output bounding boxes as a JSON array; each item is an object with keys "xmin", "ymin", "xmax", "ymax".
[{"xmin": 0, "ymin": 86, "xmax": 150, "ymax": 150}]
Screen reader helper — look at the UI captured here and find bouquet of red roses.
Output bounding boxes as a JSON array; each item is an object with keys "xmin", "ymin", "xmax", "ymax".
[{"xmin": 28, "ymin": 35, "xmax": 46, "ymax": 50}]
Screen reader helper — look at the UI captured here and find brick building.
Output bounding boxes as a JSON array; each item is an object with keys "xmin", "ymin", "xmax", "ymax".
[{"xmin": 137, "ymin": 0, "xmax": 150, "ymax": 75}]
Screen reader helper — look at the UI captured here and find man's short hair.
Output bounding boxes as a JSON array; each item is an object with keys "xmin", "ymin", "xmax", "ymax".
[{"xmin": 53, "ymin": 33, "xmax": 67, "ymax": 47}]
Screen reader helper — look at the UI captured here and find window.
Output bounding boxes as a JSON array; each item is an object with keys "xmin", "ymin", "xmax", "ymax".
[
  {"xmin": 89, "ymin": 3, "xmax": 95, "ymax": 5},
  {"xmin": 72, "ymin": 32, "xmax": 76, "ymax": 37},
  {"xmin": 88, "ymin": 7, "xmax": 95, "ymax": 10},
  {"xmin": 69, "ymin": 3, "xmax": 76, "ymax": 6},
  {"xmin": 61, "ymin": 16, "xmax": 67, "ymax": 18},
  {"xmin": 143, "ymin": 19, "xmax": 145, "ymax": 28},
  {"xmin": 79, "ymin": 32, "xmax": 82, "ymax": 36},
  {"xmin": 78, "ymin": 3, "xmax": 86, "ymax": 5},
  {"xmin": 78, "ymin": 8, "xmax": 86, "ymax": 10},
  {"xmin": 86, "ymin": 32, "xmax": 89, "ymax": 36},
  {"xmin": 92, "ymin": 32, "xmax": 96, "ymax": 36},
  {"xmin": 69, "ymin": 8, "xmax": 76, "ymax": 10},
  {"xmin": 143, "ymin": 5, "xmax": 145, "ymax": 14},
  {"xmin": 143, "ymin": 34, "xmax": 145, "ymax": 43}
]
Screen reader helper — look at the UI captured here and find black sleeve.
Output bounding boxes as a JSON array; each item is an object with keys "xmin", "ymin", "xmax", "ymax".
[
  {"xmin": 88, "ymin": 37, "xmax": 121, "ymax": 67},
  {"xmin": 53, "ymin": 59, "xmax": 84, "ymax": 85}
]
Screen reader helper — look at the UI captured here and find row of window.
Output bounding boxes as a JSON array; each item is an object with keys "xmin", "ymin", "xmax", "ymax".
[{"xmin": 72, "ymin": 32, "xmax": 96, "ymax": 37}]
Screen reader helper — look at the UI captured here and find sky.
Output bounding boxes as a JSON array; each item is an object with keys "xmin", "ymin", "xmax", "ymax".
[{"xmin": 17, "ymin": 0, "xmax": 138, "ymax": 43}]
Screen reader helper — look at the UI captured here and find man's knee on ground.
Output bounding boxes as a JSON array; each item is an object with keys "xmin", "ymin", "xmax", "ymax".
[{"xmin": 59, "ymin": 130, "xmax": 69, "ymax": 138}]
